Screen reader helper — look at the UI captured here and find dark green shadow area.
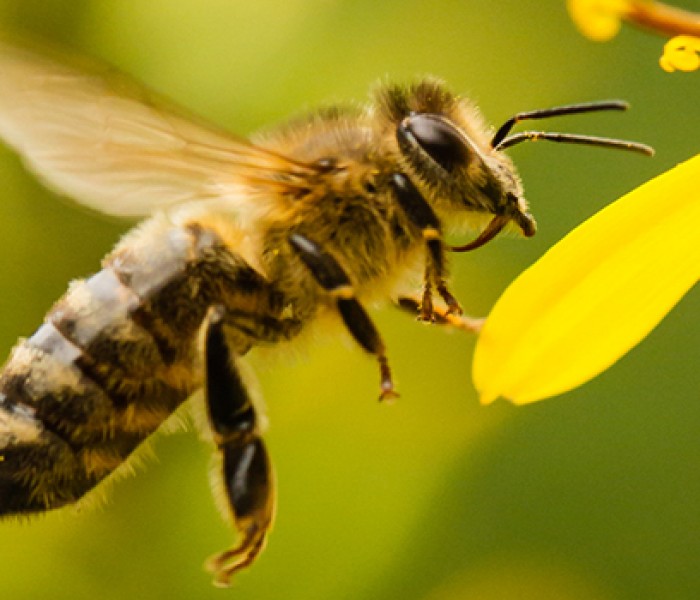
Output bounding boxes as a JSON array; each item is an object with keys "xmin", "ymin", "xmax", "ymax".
[{"xmin": 367, "ymin": 305, "xmax": 700, "ymax": 600}]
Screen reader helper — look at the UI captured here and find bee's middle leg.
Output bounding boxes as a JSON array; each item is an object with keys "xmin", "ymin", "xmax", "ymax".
[
  {"xmin": 288, "ymin": 233, "xmax": 398, "ymax": 400},
  {"xmin": 202, "ymin": 306, "xmax": 274, "ymax": 587}
]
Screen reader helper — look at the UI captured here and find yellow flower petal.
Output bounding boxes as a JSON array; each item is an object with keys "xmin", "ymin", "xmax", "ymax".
[
  {"xmin": 567, "ymin": 0, "xmax": 632, "ymax": 42},
  {"xmin": 659, "ymin": 35, "xmax": 700, "ymax": 72},
  {"xmin": 473, "ymin": 154, "xmax": 700, "ymax": 405}
]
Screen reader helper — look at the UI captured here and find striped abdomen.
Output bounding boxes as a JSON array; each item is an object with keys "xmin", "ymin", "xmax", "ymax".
[{"xmin": 0, "ymin": 216, "xmax": 275, "ymax": 515}]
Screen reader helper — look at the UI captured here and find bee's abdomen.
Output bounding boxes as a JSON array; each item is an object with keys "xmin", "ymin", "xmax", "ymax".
[
  {"xmin": 0, "ymin": 268, "xmax": 192, "ymax": 514},
  {"xmin": 0, "ymin": 294, "xmax": 187, "ymax": 513},
  {"xmin": 0, "ymin": 219, "xmax": 262, "ymax": 515}
]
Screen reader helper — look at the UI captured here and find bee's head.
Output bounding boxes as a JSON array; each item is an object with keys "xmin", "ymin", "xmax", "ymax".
[
  {"xmin": 377, "ymin": 79, "xmax": 535, "ymax": 250},
  {"xmin": 396, "ymin": 109, "xmax": 536, "ymax": 243},
  {"xmin": 377, "ymin": 78, "xmax": 651, "ymax": 252}
]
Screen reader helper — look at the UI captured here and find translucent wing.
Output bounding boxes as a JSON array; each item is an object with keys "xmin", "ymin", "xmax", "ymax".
[{"xmin": 0, "ymin": 35, "xmax": 308, "ymax": 217}]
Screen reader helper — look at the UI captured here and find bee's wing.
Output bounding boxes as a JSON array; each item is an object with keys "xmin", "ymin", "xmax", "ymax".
[{"xmin": 0, "ymin": 36, "xmax": 303, "ymax": 217}]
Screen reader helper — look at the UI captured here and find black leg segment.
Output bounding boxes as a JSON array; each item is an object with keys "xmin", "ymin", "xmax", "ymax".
[
  {"xmin": 203, "ymin": 306, "xmax": 275, "ymax": 587},
  {"xmin": 289, "ymin": 233, "xmax": 398, "ymax": 400},
  {"xmin": 391, "ymin": 173, "xmax": 463, "ymax": 319}
]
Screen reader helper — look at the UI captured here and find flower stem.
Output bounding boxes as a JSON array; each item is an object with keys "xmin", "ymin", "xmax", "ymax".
[{"xmin": 626, "ymin": 1, "xmax": 700, "ymax": 38}]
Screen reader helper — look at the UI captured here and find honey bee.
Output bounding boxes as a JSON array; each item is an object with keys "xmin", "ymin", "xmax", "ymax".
[{"xmin": 0, "ymin": 35, "xmax": 652, "ymax": 586}]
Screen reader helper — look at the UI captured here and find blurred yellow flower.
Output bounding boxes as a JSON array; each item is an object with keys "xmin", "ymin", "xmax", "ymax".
[
  {"xmin": 567, "ymin": 0, "xmax": 633, "ymax": 42},
  {"xmin": 659, "ymin": 35, "xmax": 700, "ymax": 71},
  {"xmin": 473, "ymin": 154, "xmax": 700, "ymax": 406},
  {"xmin": 568, "ymin": 0, "xmax": 700, "ymax": 71}
]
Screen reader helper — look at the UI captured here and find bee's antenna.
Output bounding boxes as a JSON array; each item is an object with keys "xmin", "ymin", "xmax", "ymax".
[
  {"xmin": 490, "ymin": 100, "xmax": 654, "ymax": 156},
  {"xmin": 495, "ymin": 131, "xmax": 655, "ymax": 156},
  {"xmin": 491, "ymin": 100, "xmax": 629, "ymax": 148}
]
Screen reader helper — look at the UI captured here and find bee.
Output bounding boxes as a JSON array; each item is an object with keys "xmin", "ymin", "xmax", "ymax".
[{"xmin": 0, "ymin": 35, "xmax": 652, "ymax": 586}]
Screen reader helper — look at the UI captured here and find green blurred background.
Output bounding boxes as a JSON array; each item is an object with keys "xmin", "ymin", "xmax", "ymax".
[{"xmin": 0, "ymin": 1, "xmax": 698, "ymax": 598}]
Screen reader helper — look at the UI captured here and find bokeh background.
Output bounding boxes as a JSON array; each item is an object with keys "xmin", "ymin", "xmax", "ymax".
[{"xmin": 0, "ymin": 1, "xmax": 698, "ymax": 599}]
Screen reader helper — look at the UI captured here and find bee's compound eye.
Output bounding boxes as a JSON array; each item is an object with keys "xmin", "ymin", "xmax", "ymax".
[{"xmin": 400, "ymin": 114, "xmax": 472, "ymax": 172}]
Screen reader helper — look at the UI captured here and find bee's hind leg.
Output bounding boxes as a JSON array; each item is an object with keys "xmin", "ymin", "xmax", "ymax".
[{"xmin": 202, "ymin": 306, "xmax": 274, "ymax": 587}]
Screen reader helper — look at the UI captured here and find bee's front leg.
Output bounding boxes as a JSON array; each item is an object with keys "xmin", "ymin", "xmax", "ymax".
[
  {"xmin": 395, "ymin": 296, "xmax": 484, "ymax": 333},
  {"xmin": 391, "ymin": 173, "xmax": 463, "ymax": 319},
  {"xmin": 288, "ymin": 233, "xmax": 398, "ymax": 401},
  {"xmin": 202, "ymin": 306, "xmax": 274, "ymax": 587}
]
